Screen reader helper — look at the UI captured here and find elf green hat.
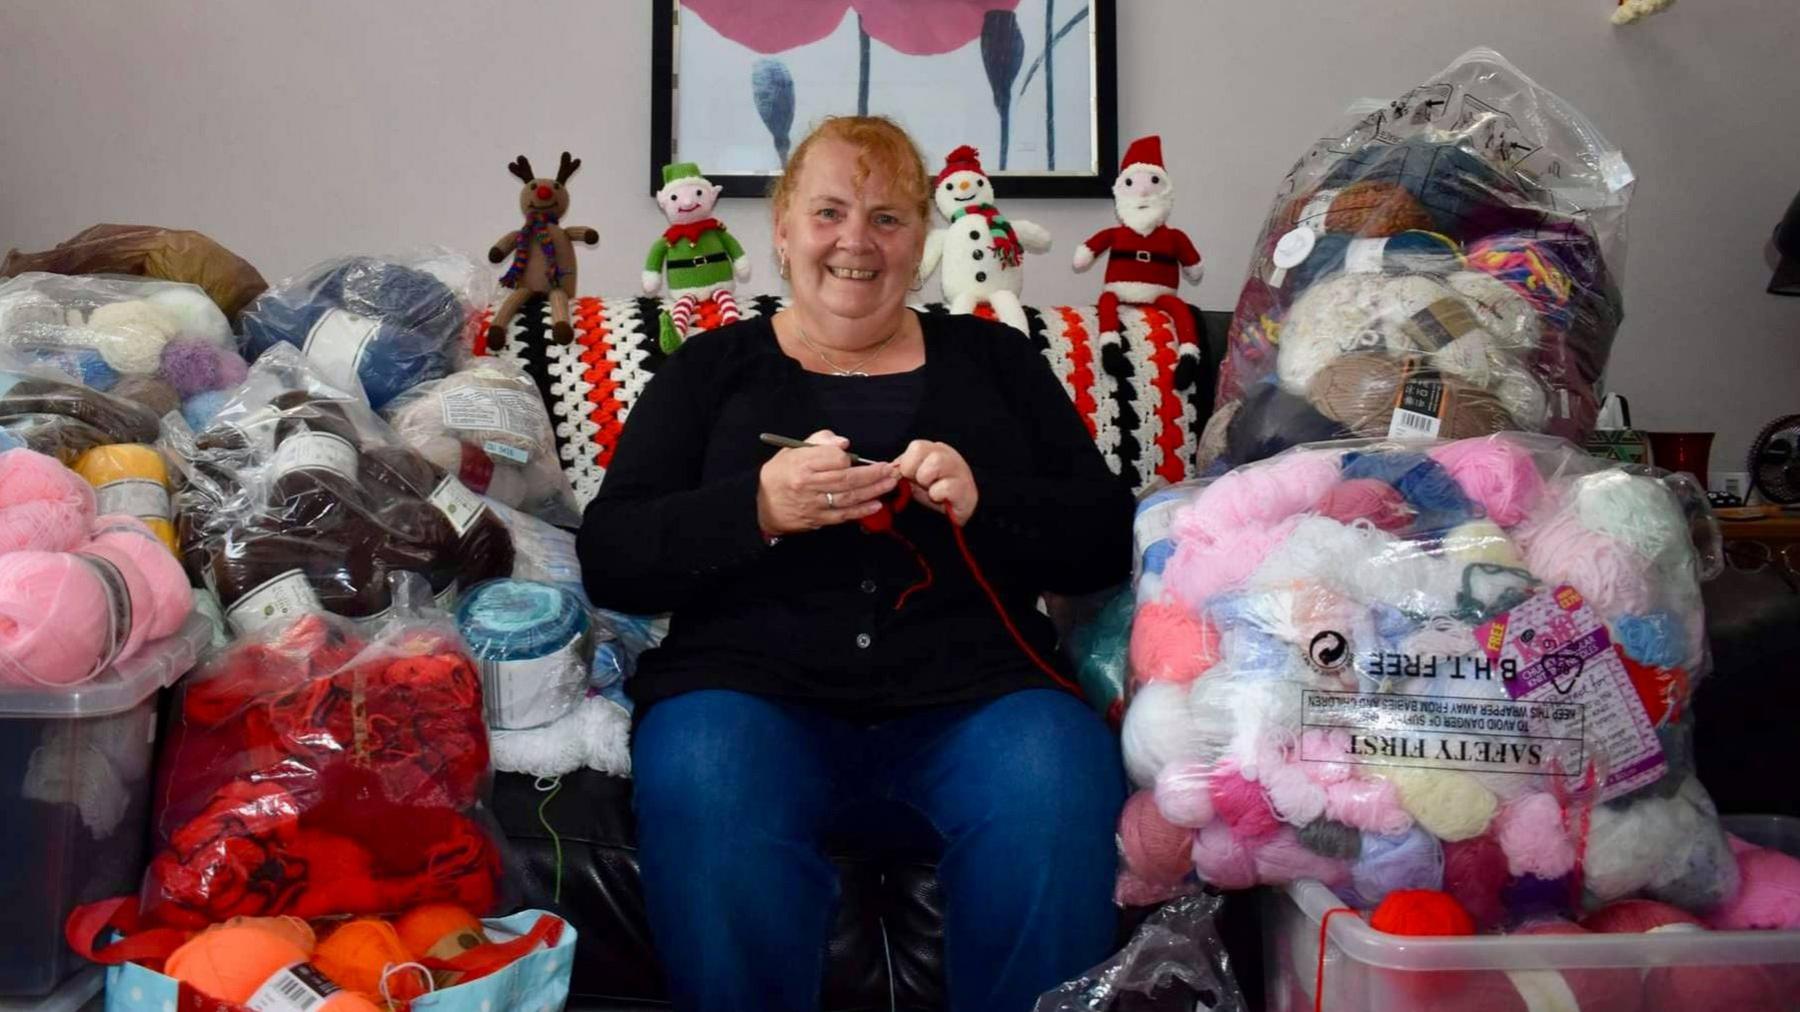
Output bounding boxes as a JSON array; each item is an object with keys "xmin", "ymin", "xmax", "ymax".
[{"xmin": 661, "ymin": 162, "xmax": 705, "ymax": 187}]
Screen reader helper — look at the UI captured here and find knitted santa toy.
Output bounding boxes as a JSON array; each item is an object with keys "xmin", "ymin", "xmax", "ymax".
[
  {"xmin": 1072, "ymin": 135, "xmax": 1204, "ymax": 347},
  {"xmin": 643, "ymin": 162, "xmax": 751, "ymax": 353},
  {"xmin": 918, "ymin": 145, "xmax": 1051, "ymax": 335}
]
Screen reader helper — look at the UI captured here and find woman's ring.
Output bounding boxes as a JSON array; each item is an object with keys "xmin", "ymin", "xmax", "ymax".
[{"xmin": 825, "ymin": 491, "xmax": 836, "ymax": 508}]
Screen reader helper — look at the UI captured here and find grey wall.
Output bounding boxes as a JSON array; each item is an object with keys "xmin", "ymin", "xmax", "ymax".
[{"xmin": 1, "ymin": 0, "xmax": 1795, "ymax": 475}]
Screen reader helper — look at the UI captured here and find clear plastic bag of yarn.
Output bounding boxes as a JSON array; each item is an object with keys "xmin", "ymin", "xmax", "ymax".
[
  {"xmin": 1033, "ymin": 891, "xmax": 1247, "ymax": 1012},
  {"xmin": 164, "ymin": 343, "xmax": 515, "ymax": 636},
  {"xmin": 1208, "ymin": 47, "xmax": 1634, "ymax": 471},
  {"xmin": 1118, "ymin": 432, "xmax": 1737, "ymax": 924},
  {"xmin": 0, "ymin": 345, "xmax": 165, "ymax": 462},
  {"xmin": 454, "ymin": 578, "xmax": 593, "ymax": 731},
  {"xmin": 381, "ymin": 359, "xmax": 579, "ymax": 526},
  {"xmin": 237, "ymin": 246, "xmax": 491, "ymax": 411},
  {"xmin": 142, "ymin": 572, "xmax": 516, "ymax": 927}
]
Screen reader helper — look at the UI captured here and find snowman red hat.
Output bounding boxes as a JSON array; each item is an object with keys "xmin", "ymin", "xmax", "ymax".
[{"xmin": 935, "ymin": 145, "xmax": 987, "ymax": 187}]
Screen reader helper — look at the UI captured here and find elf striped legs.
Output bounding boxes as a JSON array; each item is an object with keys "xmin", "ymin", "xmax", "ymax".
[
  {"xmin": 668, "ymin": 291, "xmax": 742, "ymax": 342},
  {"xmin": 670, "ymin": 295, "xmax": 699, "ymax": 338},
  {"xmin": 713, "ymin": 289, "xmax": 740, "ymax": 326}
]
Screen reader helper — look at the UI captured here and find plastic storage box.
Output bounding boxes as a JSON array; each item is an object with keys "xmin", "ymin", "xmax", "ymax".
[
  {"xmin": 1265, "ymin": 815, "xmax": 1800, "ymax": 1010},
  {"xmin": 0, "ymin": 616, "xmax": 210, "ymax": 997}
]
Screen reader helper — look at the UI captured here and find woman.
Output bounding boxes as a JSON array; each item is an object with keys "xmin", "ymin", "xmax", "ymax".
[{"xmin": 578, "ymin": 116, "xmax": 1134, "ymax": 1011}]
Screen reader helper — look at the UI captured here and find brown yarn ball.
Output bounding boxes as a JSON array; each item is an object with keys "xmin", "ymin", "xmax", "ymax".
[
  {"xmin": 1277, "ymin": 180, "xmax": 1435, "ymax": 238},
  {"xmin": 1305, "ymin": 353, "xmax": 1518, "ymax": 439},
  {"xmin": 111, "ymin": 376, "xmax": 183, "ymax": 419}
]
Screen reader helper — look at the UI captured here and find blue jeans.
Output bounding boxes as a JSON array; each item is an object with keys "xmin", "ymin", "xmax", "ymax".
[{"xmin": 632, "ymin": 688, "xmax": 1127, "ymax": 1012}]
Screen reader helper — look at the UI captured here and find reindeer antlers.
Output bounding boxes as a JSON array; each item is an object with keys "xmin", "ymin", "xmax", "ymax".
[
  {"xmin": 508, "ymin": 155, "xmax": 535, "ymax": 183},
  {"xmin": 557, "ymin": 151, "xmax": 582, "ymax": 184}
]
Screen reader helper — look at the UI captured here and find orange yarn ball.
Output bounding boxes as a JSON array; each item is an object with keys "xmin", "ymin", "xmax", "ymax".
[
  {"xmin": 395, "ymin": 903, "xmax": 488, "ymax": 960},
  {"xmin": 313, "ymin": 919, "xmax": 427, "ymax": 1000},
  {"xmin": 165, "ymin": 925, "xmax": 311, "ymax": 1003},
  {"xmin": 1277, "ymin": 180, "xmax": 1435, "ymax": 238},
  {"xmin": 1369, "ymin": 889, "xmax": 1476, "ymax": 937},
  {"xmin": 211, "ymin": 915, "xmax": 316, "ymax": 954},
  {"xmin": 318, "ymin": 992, "xmax": 384, "ymax": 1012}
]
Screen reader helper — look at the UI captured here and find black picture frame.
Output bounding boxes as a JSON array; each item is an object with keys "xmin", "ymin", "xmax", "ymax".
[{"xmin": 650, "ymin": 0, "xmax": 1118, "ymax": 199}]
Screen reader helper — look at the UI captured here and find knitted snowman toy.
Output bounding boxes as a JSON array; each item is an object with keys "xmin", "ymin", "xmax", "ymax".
[
  {"xmin": 918, "ymin": 146, "xmax": 1052, "ymax": 335},
  {"xmin": 643, "ymin": 162, "xmax": 751, "ymax": 354},
  {"xmin": 1072, "ymin": 135, "xmax": 1205, "ymax": 348}
]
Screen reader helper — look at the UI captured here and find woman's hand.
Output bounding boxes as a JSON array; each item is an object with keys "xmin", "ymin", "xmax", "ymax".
[
  {"xmin": 757, "ymin": 430, "xmax": 899, "ymax": 536},
  {"xmin": 895, "ymin": 439, "xmax": 979, "ymax": 524}
]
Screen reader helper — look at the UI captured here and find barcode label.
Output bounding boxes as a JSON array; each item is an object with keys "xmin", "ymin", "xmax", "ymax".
[
  {"xmin": 1388, "ymin": 408, "xmax": 1443, "ymax": 438},
  {"xmin": 246, "ymin": 964, "xmax": 339, "ymax": 1012}
]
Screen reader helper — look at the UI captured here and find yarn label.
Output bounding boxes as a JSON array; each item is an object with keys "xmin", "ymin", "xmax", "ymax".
[
  {"xmin": 479, "ymin": 636, "xmax": 584, "ymax": 730},
  {"xmin": 429, "ymin": 474, "xmax": 488, "ymax": 537},
  {"xmin": 1479, "ymin": 584, "xmax": 1667, "ymax": 801},
  {"xmin": 1301, "ymin": 689, "xmax": 1587, "ymax": 776},
  {"xmin": 300, "ymin": 308, "xmax": 380, "ymax": 395},
  {"xmin": 246, "ymin": 962, "xmax": 340, "ymax": 1012},
  {"xmin": 95, "ymin": 478, "xmax": 171, "ymax": 521},
  {"xmin": 73, "ymin": 553, "xmax": 134, "ymax": 673},
  {"xmin": 271, "ymin": 430, "xmax": 359, "ymax": 484},
  {"xmin": 484, "ymin": 439, "xmax": 531, "ymax": 465},
  {"xmin": 226, "ymin": 569, "xmax": 324, "ymax": 635},
  {"xmin": 1389, "ymin": 371, "xmax": 1446, "ymax": 439},
  {"xmin": 1344, "ymin": 237, "xmax": 1388, "ymax": 273},
  {"xmin": 438, "ymin": 386, "xmax": 543, "ymax": 443}
]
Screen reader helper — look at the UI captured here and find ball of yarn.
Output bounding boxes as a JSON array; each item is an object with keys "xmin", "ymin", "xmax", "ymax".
[
  {"xmin": 1427, "ymin": 437, "xmax": 1545, "ymax": 527},
  {"xmin": 1254, "ymin": 826, "xmax": 1351, "ymax": 886},
  {"xmin": 1494, "ymin": 793, "xmax": 1575, "ymax": 879},
  {"xmin": 1368, "ymin": 889, "xmax": 1473, "ymax": 936},
  {"xmin": 1209, "ymin": 766, "xmax": 1281, "ymax": 839},
  {"xmin": 1163, "ymin": 515, "xmax": 1303, "ymax": 610},
  {"xmin": 1276, "ymin": 272, "xmax": 1456, "ymax": 392},
  {"xmin": 455, "ymin": 579, "xmax": 590, "ymax": 729},
  {"xmin": 109, "ymin": 375, "xmax": 182, "ymax": 419},
  {"xmin": 1298, "ymin": 818, "xmax": 1362, "ymax": 860},
  {"xmin": 1441, "ymin": 835, "xmax": 1510, "ymax": 931},
  {"xmin": 146, "ymin": 285, "xmax": 233, "ymax": 345},
  {"xmin": 1439, "ymin": 519, "xmax": 1524, "ymax": 569},
  {"xmin": 164, "ymin": 922, "xmax": 313, "ymax": 1003},
  {"xmin": 0, "ymin": 448, "xmax": 96, "ymax": 553},
  {"xmin": 1612, "ymin": 611, "xmax": 1685, "ymax": 668},
  {"xmin": 1520, "ymin": 510, "xmax": 1654, "ymax": 617},
  {"xmin": 1121, "ymin": 680, "xmax": 1200, "ymax": 788},
  {"xmin": 1325, "ymin": 776, "xmax": 1413, "ymax": 836},
  {"xmin": 86, "ymin": 516, "xmax": 192, "ymax": 641},
  {"xmin": 73, "ymin": 445, "xmax": 177, "ymax": 553},
  {"xmin": 1223, "ymin": 381, "xmax": 1349, "ymax": 465},
  {"xmin": 1504, "ymin": 920, "xmax": 1648, "ymax": 1012},
  {"xmin": 395, "ymin": 903, "xmax": 487, "ymax": 960},
  {"xmin": 1306, "ymin": 352, "xmax": 1521, "ymax": 441},
  {"xmin": 1706, "ymin": 840, "xmax": 1800, "ymax": 931},
  {"xmin": 314, "ymin": 918, "xmax": 428, "ymax": 1001},
  {"xmin": 160, "ymin": 338, "xmax": 249, "ymax": 398},
  {"xmin": 1263, "ymin": 761, "xmax": 1328, "ymax": 826},
  {"xmin": 240, "ymin": 301, "xmax": 448, "ymax": 409},
  {"xmin": 320, "ymin": 257, "xmax": 467, "ymax": 344},
  {"xmin": 1466, "ymin": 235, "xmax": 1578, "ymax": 330},
  {"xmin": 182, "ymin": 390, "xmax": 232, "ymax": 431},
  {"xmin": 1342, "ymin": 451, "xmax": 1474, "ymax": 528},
  {"xmin": 1153, "ymin": 760, "xmax": 1216, "ymax": 829},
  {"xmin": 85, "ymin": 300, "xmax": 179, "ymax": 374},
  {"xmin": 1385, "ymin": 767, "xmax": 1497, "ymax": 842},
  {"xmin": 1345, "ymin": 826, "xmax": 1444, "ymax": 908},
  {"xmin": 1177, "ymin": 449, "xmax": 1344, "ymax": 542},
  {"xmin": 1571, "ymin": 471, "xmax": 1689, "ymax": 565},
  {"xmin": 1120, "ymin": 789, "xmax": 1197, "ymax": 886},
  {"xmin": 1191, "ymin": 820, "xmax": 1259, "ymax": 890},
  {"xmin": 1582, "ymin": 898, "xmax": 1701, "ymax": 933},
  {"xmin": 1314, "ymin": 478, "xmax": 1412, "ymax": 531},
  {"xmin": 0, "ymin": 552, "xmax": 118, "ymax": 685},
  {"xmin": 1128, "ymin": 599, "xmax": 1221, "ymax": 686},
  {"xmin": 1282, "ymin": 180, "xmax": 1436, "ymax": 237},
  {"xmin": 1443, "ymin": 270, "xmax": 1543, "ymax": 352},
  {"xmin": 1281, "ymin": 230, "xmax": 1463, "ymax": 296},
  {"xmin": 23, "ymin": 347, "xmax": 119, "ymax": 391}
]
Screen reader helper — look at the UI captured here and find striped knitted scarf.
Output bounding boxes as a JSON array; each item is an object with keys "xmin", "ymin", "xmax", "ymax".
[
  {"xmin": 950, "ymin": 204, "xmax": 1022, "ymax": 267},
  {"xmin": 500, "ymin": 210, "xmax": 563, "ymax": 289}
]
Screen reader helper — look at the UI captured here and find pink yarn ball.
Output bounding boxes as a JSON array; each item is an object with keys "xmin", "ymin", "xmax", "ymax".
[
  {"xmin": 85, "ymin": 516, "xmax": 193, "ymax": 643},
  {"xmin": 1254, "ymin": 826, "xmax": 1350, "ymax": 886},
  {"xmin": 1441, "ymin": 835, "xmax": 1510, "ymax": 931},
  {"xmin": 1299, "ymin": 729, "xmax": 1355, "ymax": 785},
  {"xmin": 1209, "ymin": 767, "xmax": 1281, "ymax": 839},
  {"xmin": 1520, "ymin": 510, "xmax": 1655, "ymax": 616},
  {"xmin": 1314, "ymin": 479, "xmax": 1412, "ymax": 531},
  {"xmin": 1494, "ymin": 793, "xmax": 1575, "ymax": 879},
  {"xmin": 1119, "ymin": 789, "xmax": 1197, "ymax": 886},
  {"xmin": 1163, "ymin": 515, "xmax": 1302, "ymax": 608},
  {"xmin": 1325, "ymin": 776, "xmax": 1413, "ymax": 836},
  {"xmin": 1174, "ymin": 449, "xmax": 1343, "ymax": 544},
  {"xmin": 0, "ymin": 552, "xmax": 115, "ymax": 685},
  {"xmin": 1263, "ymin": 762, "xmax": 1328, "ymax": 826},
  {"xmin": 1706, "ymin": 841, "xmax": 1800, "ymax": 931},
  {"xmin": 1128, "ymin": 600, "xmax": 1222, "ymax": 687},
  {"xmin": 1428, "ymin": 437, "xmax": 1545, "ymax": 528},
  {"xmin": 0, "ymin": 449, "xmax": 96, "ymax": 554},
  {"xmin": 1192, "ymin": 821, "xmax": 1259, "ymax": 890},
  {"xmin": 1153, "ymin": 760, "xmax": 1216, "ymax": 828},
  {"xmin": 1114, "ymin": 869, "xmax": 1190, "ymax": 908}
]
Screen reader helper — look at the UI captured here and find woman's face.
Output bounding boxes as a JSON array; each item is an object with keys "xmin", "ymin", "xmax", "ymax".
[{"xmin": 776, "ymin": 138, "xmax": 926, "ymax": 329}]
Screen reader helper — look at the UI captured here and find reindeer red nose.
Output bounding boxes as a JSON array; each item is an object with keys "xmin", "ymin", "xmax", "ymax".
[{"xmin": 535, "ymin": 184, "xmax": 553, "ymax": 200}]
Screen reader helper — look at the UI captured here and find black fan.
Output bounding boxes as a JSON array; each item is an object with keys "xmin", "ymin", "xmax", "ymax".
[{"xmin": 1748, "ymin": 414, "xmax": 1800, "ymax": 504}]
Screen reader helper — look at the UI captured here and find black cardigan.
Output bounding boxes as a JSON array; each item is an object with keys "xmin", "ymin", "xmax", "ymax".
[{"xmin": 577, "ymin": 310, "xmax": 1135, "ymax": 720}]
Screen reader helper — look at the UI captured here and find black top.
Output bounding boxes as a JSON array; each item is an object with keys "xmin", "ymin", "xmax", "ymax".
[
  {"xmin": 577, "ymin": 311, "xmax": 1135, "ymax": 721},
  {"xmin": 804, "ymin": 367, "xmax": 926, "ymax": 460}
]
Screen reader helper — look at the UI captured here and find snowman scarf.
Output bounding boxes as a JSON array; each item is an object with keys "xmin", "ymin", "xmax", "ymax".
[{"xmin": 950, "ymin": 204, "xmax": 1023, "ymax": 268}]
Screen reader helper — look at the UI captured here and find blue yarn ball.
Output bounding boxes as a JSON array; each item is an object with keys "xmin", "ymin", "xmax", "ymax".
[
  {"xmin": 240, "ymin": 298, "xmax": 449, "ymax": 409},
  {"xmin": 318, "ymin": 257, "xmax": 467, "ymax": 346},
  {"xmin": 181, "ymin": 390, "xmax": 232, "ymax": 431},
  {"xmin": 25, "ymin": 347, "xmax": 118, "ymax": 391},
  {"xmin": 1341, "ymin": 450, "xmax": 1475, "ymax": 533},
  {"xmin": 457, "ymin": 578, "xmax": 590, "ymax": 660},
  {"xmin": 1319, "ymin": 141, "xmax": 1544, "ymax": 242},
  {"xmin": 1142, "ymin": 538, "xmax": 1175, "ymax": 576},
  {"xmin": 1284, "ymin": 229, "xmax": 1464, "ymax": 294},
  {"xmin": 1613, "ymin": 611, "xmax": 1684, "ymax": 668},
  {"xmin": 1339, "ymin": 826, "xmax": 1443, "ymax": 909}
]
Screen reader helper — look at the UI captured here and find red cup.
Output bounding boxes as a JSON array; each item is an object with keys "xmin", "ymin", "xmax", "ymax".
[{"xmin": 1645, "ymin": 431, "xmax": 1715, "ymax": 490}]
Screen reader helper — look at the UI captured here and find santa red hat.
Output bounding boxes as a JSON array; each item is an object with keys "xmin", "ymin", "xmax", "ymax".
[
  {"xmin": 1119, "ymin": 135, "xmax": 1165, "ymax": 174},
  {"xmin": 935, "ymin": 145, "xmax": 986, "ymax": 187}
]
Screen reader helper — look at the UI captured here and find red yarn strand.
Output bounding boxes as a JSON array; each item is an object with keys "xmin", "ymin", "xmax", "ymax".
[{"xmin": 1314, "ymin": 905, "xmax": 1359, "ymax": 1012}]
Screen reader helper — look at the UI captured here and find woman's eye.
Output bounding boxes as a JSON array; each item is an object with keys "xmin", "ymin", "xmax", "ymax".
[
  {"xmin": 875, "ymin": 214, "xmax": 901, "ymax": 226},
  {"xmin": 816, "ymin": 208, "xmax": 839, "ymax": 220}
]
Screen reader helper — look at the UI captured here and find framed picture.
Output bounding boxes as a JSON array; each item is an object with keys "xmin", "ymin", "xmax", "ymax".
[{"xmin": 651, "ymin": 0, "xmax": 1117, "ymax": 198}]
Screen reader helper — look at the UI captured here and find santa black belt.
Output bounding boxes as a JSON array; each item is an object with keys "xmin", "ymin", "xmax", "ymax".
[
  {"xmin": 1111, "ymin": 250, "xmax": 1179, "ymax": 266},
  {"xmin": 666, "ymin": 252, "xmax": 730, "ymax": 269}
]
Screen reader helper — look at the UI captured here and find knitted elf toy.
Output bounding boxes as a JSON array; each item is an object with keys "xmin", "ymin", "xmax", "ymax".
[
  {"xmin": 642, "ymin": 163, "xmax": 751, "ymax": 354},
  {"xmin": 1072, "ymin": 135, "xmax": 1204, "ymax": 348},
  {"xmin": 486, "ymin": 152, "xmax": 599, "ymax": 351},
  {"xmin": 919, "ymin": 145, "xmax": 1052, "ymax": 335}
]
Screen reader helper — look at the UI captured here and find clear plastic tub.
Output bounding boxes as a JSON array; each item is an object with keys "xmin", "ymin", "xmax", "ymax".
[
  {"xmin": 1265, "ymin": 815, "xmax": 1800, "ymax": 1010},
  {"xmin": 0, "ymin": 615, "xmax": 210, "ymax": 997}
]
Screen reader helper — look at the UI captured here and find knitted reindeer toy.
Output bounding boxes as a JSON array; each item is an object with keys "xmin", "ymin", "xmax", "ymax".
[
  {"xmin": 642, "ymin": 162, "xmax": 750, "ymax": 354},
  {"xmin": 486, "ymin": 152, "xmax": 599, "ymax": 351}
]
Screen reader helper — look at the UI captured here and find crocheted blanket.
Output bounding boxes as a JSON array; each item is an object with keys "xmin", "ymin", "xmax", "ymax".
[{"xmin": 472, "ymin": 295, "xmax": 1214, "ymax": 508}]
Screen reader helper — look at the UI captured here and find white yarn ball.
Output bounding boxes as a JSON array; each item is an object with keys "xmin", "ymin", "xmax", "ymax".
[
  {"xmin": 1488, "ymin": 363, "xmax": 1550, "ymax": 430},
  {"xmin": 1252, "ymin": 516, "xmax": 1396, "ymax": 592},
  {"xmin": 1122, "ymin": 680, "xmax": 1202, "ymax": 788},
  {"xmin": 0, "ymin": 288, "xmax": 64, "ymax": 339},
  {"xmin": 1444, "ymin": 270, "xmax": 1542, "ymax": 352},
  {"xmin": 1432, "ymin": 331, "xmax": 1495, "ymax": 388},
  {"xmin": 145, "ymin": 285, "xmax": 232, "ymax": 346},
  {"xmin": 1277, "ymin": 273, "xmax": 1451, "ymax": 393},
  {"xmin": 1572, "ymin": 471, "xmax": 1688, "ymax": 563},
  {"xmin": 1440, "ymin": 519, "xmax": 1524, "ymax": 569},
  {"xmin": 1345, "ymin": 539, "xmax": 1465, "ymax": 618},
  {"xmin": 85, "ymin": 300, "xmax": 178, "ymax": 373}
]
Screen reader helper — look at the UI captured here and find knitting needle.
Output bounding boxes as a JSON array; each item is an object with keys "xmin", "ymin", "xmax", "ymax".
[{"xmin": 758, "ymin": 432, "xmax": 884, "ymax": 467}]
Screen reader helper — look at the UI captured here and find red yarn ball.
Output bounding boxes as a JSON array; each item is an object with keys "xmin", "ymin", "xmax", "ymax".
[
  {"xmin": 1442, "ymin": 835, "xmax": 1511, "ymax": 932},
  {"xmin": 1369, "ymin": 889, "xmax": 1476, "ymax": 937},
  {"xmin": 1127, "ymin": 600, "xmax": 1222, "ymax": 688},
  {"xmin": 1118, "ymin": 789, "xmax": 1196, "ymax": 886},
  {"xmin": 1315, "ymin": 478, "xmax": 1413, "ymax": 532},
  {"xmin": 1581, "ymin": 898, "xmax": 1702, "ymax": 934}
]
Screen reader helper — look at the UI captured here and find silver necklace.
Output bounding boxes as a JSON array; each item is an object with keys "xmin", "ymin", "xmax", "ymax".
[{"xmin": 792, "ymin": 316, "xmax": 904, "ymax": 377}]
